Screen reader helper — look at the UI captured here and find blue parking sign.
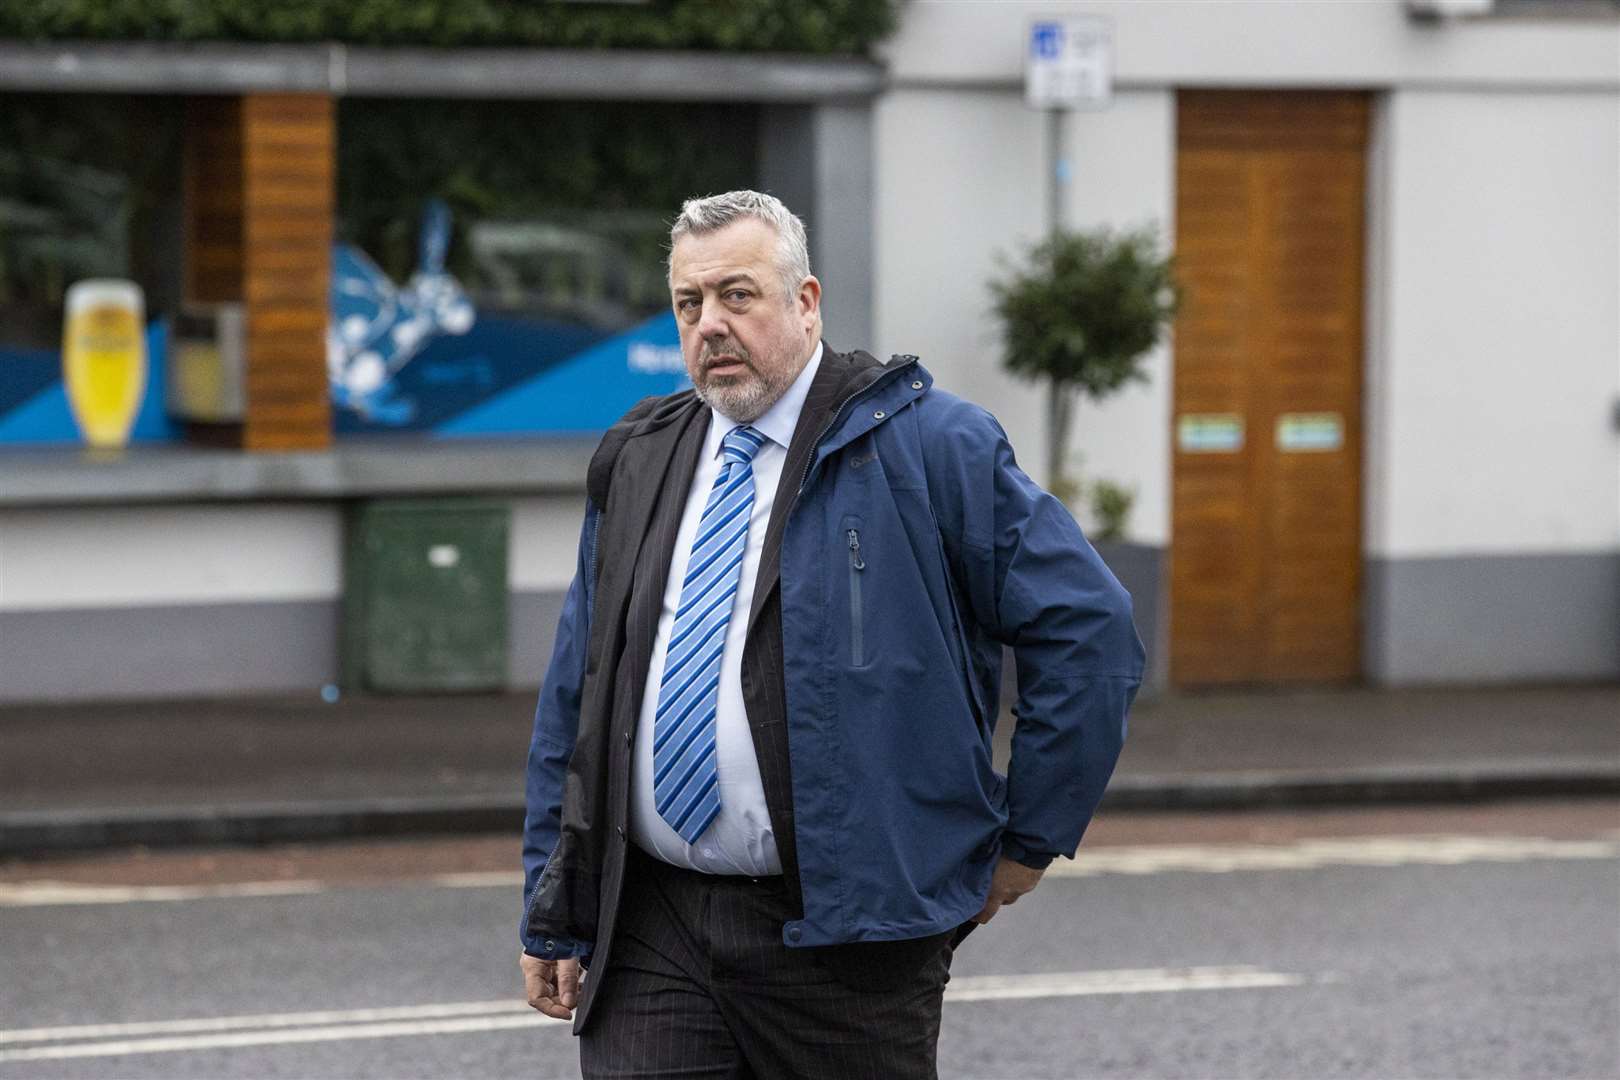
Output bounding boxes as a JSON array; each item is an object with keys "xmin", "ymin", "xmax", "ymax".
[{"xmin": 1031, "ymin": 21, "xmax": 1063, "ymax": 60}]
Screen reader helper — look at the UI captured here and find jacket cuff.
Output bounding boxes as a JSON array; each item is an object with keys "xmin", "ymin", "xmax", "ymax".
[
  {"xmin": 999, "ymin": 835, "xmax": 1057, "ymax": 870},
  {"xmin": 523, "ymin": 934, "xmax": 593, "ymax": 963}
]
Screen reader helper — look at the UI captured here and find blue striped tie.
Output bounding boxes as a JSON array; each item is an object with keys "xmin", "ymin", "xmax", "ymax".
[{"xmin": 653, "ymin": 424, "xmax": 766, "ymax": 844}]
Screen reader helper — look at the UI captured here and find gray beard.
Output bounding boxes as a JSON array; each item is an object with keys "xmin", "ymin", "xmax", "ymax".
[
  {"xmin": 692, "ymin": 376, "xmax": 779, "ymax": 424},
  {"xmin": 690, "ymin": 330, "xmax": 803, "ymax": 424}
]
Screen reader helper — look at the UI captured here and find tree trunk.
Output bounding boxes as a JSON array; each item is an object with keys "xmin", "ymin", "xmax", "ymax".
[{"xmin": 1046, "ymin": 379, "xmax": 1078, "ymax": 507}]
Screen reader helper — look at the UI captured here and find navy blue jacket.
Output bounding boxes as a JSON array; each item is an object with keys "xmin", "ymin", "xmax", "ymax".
[{"xmin": 522, "ymin": 355, "xmax": 1143, "ymax": 958}]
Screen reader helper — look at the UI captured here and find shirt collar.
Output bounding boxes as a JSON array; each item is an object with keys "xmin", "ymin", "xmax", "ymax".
[{"xmin": 708, "ymin": 340, "xmax": 823, "ymax": 455}]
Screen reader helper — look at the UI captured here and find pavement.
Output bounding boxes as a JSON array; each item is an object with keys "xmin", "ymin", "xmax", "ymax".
[{"xmin": 1, "ymin": 683, "xmax": 1616, "ymax": 857}]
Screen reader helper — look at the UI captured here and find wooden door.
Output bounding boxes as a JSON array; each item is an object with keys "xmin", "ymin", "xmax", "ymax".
[{"xmin": 1171, "ymin": 91, "xmax": 1367, "ymax": 685}]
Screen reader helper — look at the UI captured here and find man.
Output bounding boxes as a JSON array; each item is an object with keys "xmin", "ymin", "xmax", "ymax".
[{"xmin": 520, "ymin": 190, "xmax": 1143, "ymax": 1078}]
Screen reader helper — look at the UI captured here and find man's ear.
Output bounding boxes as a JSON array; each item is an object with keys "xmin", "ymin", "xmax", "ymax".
[{"xmin": 797, "ymin": 276, "xmax": 822, "ymax": 330}]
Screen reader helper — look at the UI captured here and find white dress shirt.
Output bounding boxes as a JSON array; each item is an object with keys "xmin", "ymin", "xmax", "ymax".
[{"xmin": 628, "ymin": 342, "xmax": 824, "ymax": 875}]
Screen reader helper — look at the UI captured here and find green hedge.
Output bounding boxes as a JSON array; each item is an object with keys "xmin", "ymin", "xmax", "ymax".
[{"xmin": 0, "ymin": 0, "xmax": 898, "ymax": 53}]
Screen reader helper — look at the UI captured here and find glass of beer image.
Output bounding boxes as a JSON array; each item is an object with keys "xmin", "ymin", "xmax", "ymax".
[{"xmin": 63, "ymin": 279, "xmax": 148, "ymax": 449}]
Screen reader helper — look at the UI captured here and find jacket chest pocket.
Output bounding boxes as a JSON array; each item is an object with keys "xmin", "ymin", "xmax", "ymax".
[{"xmin": 841, "ymin": 515, "xmax": 867, "ymax": 667}]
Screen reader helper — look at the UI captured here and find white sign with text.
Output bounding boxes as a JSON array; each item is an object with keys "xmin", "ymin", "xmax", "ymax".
[{"xmin": 1025, "ymin": 17, "xmax": 1113, "ymax": 110}]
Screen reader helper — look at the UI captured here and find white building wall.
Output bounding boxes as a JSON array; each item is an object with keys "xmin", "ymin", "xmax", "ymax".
[
  {"xmin": 873, "ymin": 88, "xmax": 1048, "ymax": 477},
  {"xmin": 1370, "ymin": 88, "xmax": 1620, "ymax": 559}
]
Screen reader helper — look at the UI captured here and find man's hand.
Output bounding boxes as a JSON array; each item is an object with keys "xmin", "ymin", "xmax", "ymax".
[
  {"xmin": 520, "ymin": 951, "xmax": 581, "ymax": 1020},
  {"xmin": 971, "ymin": 857, "xmax": 1047, "ymax": 925}
]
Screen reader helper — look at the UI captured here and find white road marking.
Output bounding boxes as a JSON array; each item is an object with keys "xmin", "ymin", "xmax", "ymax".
[
  {"xmin": 0, "ymin": 999, "xmax": 538, "ymax": 1045},
  {"xmin": 946, "ymin": 965, "xmax": 1303, "ymax": 1001},
  {"xmin": 1043, "ymin": 835, "xmax": 1620, "ymax": 877},
  {"xmin": 0, "ymin": 966, "xmax": 1299, "ymax": 1063},
  {"xmin": 0, "ymin": 1014, "xmax": 557, "ymax": 1063},
  {"xmin": 0, "ymin": 880, "xmax": 324, "ymax": 907},
  {"xmin": 2, "ymin": 834, "xmax": 1613, "ymax": 909}
]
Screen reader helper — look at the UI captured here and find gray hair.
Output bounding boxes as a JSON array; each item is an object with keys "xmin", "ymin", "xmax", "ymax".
[{"xmin": 668, "ymin": 190, "xmax": 812, "ymax": 304}]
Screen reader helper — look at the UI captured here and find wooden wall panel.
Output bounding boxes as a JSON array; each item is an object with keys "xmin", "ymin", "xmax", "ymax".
[
  {"xmin": 183, "ymin": 93, "xmax": 333, "ymax": 452},
  {"xmin": 1171, "ymin": 91, "xmax": 1368, "ymax": 686},
  {"xmin": 241, "ymin": 94, "xmax": 333, "ymax": 452}
]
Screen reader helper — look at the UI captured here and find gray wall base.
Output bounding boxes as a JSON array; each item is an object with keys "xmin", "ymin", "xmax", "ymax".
[
  {"xmin": 1364, "ymin": 551, "xmax": 1620, "ymax": 685},
  {"xmin": 508, "ymin": 588, "xmax": 569, "ymax": 690},
  {"xmin": 0, "ymin": 588, "xmax": 574, "ymax": 703},
  {"xmin": 0, "ymin": 600, "xmax": 339, "ymax": 703},
  {"xmin": 1093, "ymin": 541, "xmax": 1167, "ymax": 695}
]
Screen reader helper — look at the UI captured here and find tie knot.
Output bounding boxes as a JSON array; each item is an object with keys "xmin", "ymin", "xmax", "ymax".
[{"xmin": 721, "ymin": 425, "xmax": 766, "ymax": 465}]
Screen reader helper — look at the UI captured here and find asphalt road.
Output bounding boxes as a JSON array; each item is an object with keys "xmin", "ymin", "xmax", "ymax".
[{"xmin": 3, "ymin": 801, "xmax": 1616, "ymax": 1080}]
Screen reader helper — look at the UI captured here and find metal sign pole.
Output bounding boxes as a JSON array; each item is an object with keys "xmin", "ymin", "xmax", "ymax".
[
  {"xmin": 1048, "ymin": 107, "xmax": 1066, "ymax": 240},
  {"xmin": 1026, "ymin": 15, "xmax": 1111, "ymax": 498},
  {"xmin": 1046, "ymin": 105, "xmax": 1067, "ymax": 490}
]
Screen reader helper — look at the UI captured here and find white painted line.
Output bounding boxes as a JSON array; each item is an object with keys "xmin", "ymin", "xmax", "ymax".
[
  {"xmin": 0, "ymin": 1014, "xmax": 559, "ymax": 1063},
  {"xmin": 0, "ymin": 966, "xmax": 1300, "ymax": 1063},
  {"xmin": 0, "ymin": 880, "xmax": 325, "ymax": 907},
  {"xmin": 4, "ymin": 834, "xmax": 1612, "ymax": 910},
  {"xmin": 1044, "ymin": 835, "xmax": 1620, "ymax": 878},
  {"xmin": 0, "ymin": 999, "xmax": 535, "ymax": 1045},
  {"xmin": 945, "ymin": 965, "xmax": 1304, "ymax": 1001}
]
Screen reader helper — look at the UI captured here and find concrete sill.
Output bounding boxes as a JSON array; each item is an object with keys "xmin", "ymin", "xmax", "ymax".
[{"xmin": 0, "ymin": 437, "xmax": 598, "ymax": 507}]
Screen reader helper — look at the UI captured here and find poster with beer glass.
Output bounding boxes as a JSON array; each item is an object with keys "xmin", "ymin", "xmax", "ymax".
[{"xmin": 62, "ymin": 279, "xmax": 147, "ymax": 450}]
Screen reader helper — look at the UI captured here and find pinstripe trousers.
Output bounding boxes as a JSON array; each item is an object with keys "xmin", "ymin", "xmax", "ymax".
[{"xmin": 579, "ymin": 845, "xmax": 955, "ymax": 1079}]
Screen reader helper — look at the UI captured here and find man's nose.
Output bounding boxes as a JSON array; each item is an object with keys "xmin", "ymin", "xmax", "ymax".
[{"xmin": 695, "ymin": 298, "xmax": 729, "ymax": 340}]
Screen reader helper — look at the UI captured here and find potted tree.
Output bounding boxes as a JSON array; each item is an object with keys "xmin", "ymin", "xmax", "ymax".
[{"xmin": 988, "ymin": 223, "xmax": 1180, "ymax": 516}]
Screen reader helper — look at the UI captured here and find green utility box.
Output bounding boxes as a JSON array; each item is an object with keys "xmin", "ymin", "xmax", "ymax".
[{"xmin": 342, "ymin": 499, "xmax": 509, "ymax": 692}]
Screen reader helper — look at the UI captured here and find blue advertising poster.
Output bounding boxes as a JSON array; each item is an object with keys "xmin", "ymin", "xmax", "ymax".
[
  {"xmin": 0, "ymin": 201, "xmax": 690, "ymax": 446},
  {"xmin": 329, "ymin": 198, "xmax": 690, "ymax": 437}
]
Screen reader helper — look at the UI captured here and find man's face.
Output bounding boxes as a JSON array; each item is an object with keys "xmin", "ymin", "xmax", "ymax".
[{"xmin": 669, "ymin": 218, "xmax": 821, "ymax": 423}]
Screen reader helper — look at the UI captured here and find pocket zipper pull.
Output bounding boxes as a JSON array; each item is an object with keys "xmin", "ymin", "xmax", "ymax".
[{"xmin": 847, "ymin": 528, "xmax": 865, "ymax": 570}]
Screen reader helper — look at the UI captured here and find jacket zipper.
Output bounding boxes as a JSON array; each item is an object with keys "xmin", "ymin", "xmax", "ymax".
[
  {"xmin": 846, "ymin": 528, "xmax": 866, "ymax": 666},
  {"xmin": 587, "ymin": 506, "xmax": 600, "ymax": 590}
]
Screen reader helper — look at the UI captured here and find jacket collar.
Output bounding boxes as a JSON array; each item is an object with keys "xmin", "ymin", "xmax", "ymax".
[{"xmin": 797, "ymin": 349, "xmax": 931, "ymax": 496}]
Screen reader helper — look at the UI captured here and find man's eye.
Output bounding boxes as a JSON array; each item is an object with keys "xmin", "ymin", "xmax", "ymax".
[{"xmin": 725, "ymin": 290, "xmax": 750, "ymax": 303}]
